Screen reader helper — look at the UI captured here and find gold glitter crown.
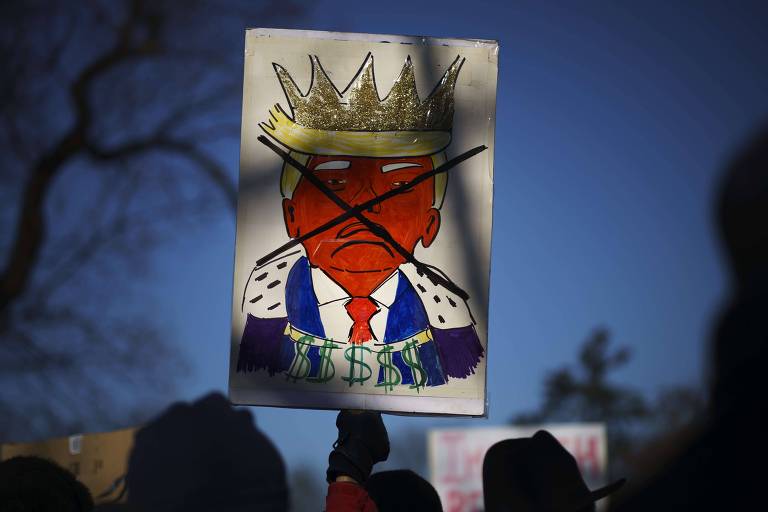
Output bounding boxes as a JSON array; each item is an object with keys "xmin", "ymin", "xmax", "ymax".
[{"xmin": 274, "ymin": 53, "xmax": 464, "ymax": 132}]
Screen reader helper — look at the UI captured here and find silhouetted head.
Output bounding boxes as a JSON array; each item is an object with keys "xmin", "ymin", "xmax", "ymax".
[
  {"xmin": 365, "ymin": 470, "xmax": 442, "ymax": 512},
  {"xmin": 126, "ymin": 392, "xmax": 288, "ymax": 512},
  {"xmin": 711, "ymin": 124, "xmax": 768, "ymax": 415},
  {"xmin": 0, "ymin": 455, "xmax": 93, "ymax": 512},
  {"xmin": 716, "ymin": 123, "xmax": 768, "ymax": 291},
  {"xmin": 482, "ymin": 431, "xmax": 624, "ymax": 512}
]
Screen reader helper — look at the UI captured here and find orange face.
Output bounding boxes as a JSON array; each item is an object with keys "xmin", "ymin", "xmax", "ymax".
[{"xmin": 282, "ymin": 155, "xmax": 441, "ymax": 297}]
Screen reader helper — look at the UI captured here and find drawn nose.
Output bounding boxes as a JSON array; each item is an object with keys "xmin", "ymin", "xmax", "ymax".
[
  {"xmin": 367, "ymin": 192, "xmax": 382, "ymax": 214},
  {"xmin": 355, "ymin": 184, "xmax": 381, "ymax": 214}
]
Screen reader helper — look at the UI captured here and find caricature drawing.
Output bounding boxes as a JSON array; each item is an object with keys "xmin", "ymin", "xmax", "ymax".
[{"xmin": 235, "ymin": 53, "xmax": 485, "ymax": 393}]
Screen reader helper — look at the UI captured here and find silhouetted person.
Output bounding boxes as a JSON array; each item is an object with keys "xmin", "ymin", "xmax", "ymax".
[
  {"xmin": 125, "ymin": 392, "xmax": 288, "ymax": 512},
  {"xmin": 365, "ymin": 470, "xmax": 442, "ymax": 512},
  {"xmin": 711, "ymin": 123, "xmax": 768, "ymax": 417},
  {"xmin": 483, "ymin": 430, "xmax": 624, "ymax": 512},
  {"xmin": 612, "ymin": 125, "xmax": 768, "ymax": 509},
  {"xmin": 0, "ymin": 455, "xmax": 93, "ymax": 512}
]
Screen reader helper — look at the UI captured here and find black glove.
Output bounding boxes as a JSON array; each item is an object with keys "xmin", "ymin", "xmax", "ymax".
[{"xmin": 326, "ymin": 410, "xmax": 390, "ymax": 483}]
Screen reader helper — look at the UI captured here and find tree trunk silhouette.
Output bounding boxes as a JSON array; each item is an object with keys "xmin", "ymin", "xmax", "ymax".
[{"xmin": 0, "ymin": 0, "xmax": 303, "ymax": 440}]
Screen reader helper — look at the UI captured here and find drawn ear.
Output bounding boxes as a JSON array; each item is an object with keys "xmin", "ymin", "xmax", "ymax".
[
  {"xmin": 282, "ymin": 198, "xmax": 300, "ymax": 238},
  {"xmin": 421, "ymin": 208, "xmax": 441, "ymax": 248}
]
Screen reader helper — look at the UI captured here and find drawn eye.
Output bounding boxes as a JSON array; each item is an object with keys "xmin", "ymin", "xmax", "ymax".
[
  {"xmin": 326, "ymin": 178, "xmax": 347, "ymax": 189},
  {"xmin": 391, "ymin": 180, "xmax": 410, "ymax": 188}
]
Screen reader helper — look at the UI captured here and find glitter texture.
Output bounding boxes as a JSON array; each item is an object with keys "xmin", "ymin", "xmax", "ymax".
[{"xmin": 273, "ymin": 53, "xmax": 464, "ymax": 132}]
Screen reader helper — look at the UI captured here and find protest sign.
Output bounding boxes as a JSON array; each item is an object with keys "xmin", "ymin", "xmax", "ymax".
[
  {"xmin": 1, "ymin": 427, "xmax": 135, "ymax": 504},
  {"xmin": 428, "ymin": 424, "xmax": 609, "ymax": 511},
  {"xmin": 229, "ymin": 29, "xmax": 498, "ymax": 415}
]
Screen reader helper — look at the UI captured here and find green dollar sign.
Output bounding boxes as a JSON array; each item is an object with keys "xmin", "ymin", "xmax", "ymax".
[
  {"xmin": 286, "ymin": 335, "xmax": 313, "ymax": 382},
  {"xmin": 375, "ymin": 345, "xmax": 401, "ymax": 393},
  {"xmin": 342, "ymin": 345, "xmax": 372, "ymax": 387},
  {"xmin": 308, "ymin": 339, "xmax": 338, "ymax": 383},
  {"xmin": 402, "ymin": 340, "xmax": 427, "ymax": 392}
]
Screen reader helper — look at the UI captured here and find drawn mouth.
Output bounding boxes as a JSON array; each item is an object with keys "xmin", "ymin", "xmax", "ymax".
[
  {"xmin": 337, "ymin": 222, "xmax": 382, "ymax": 238},
  {"xmin": 330, "ymin": 240, "xmax": 394, "ymax": 258}
]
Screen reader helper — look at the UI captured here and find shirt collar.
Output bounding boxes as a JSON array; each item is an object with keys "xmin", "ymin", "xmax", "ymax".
[
  {"xmin": 370, "ymin": 271, "xmax": 399, "ymax": 308},
  {"xmin": 310, "ymin": 267, "xmax": 399, "ymax": 309}
]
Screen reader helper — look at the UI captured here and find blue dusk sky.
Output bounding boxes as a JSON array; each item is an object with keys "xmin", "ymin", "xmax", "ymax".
[{"xmin": 142, "ymin": 0, "xmax": 767, "ymax": 475}]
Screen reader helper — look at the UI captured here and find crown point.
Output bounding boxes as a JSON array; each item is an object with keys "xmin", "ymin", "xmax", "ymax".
[
  {"xmin": 345, "ymin": 54, "xmax": 381, "ymax": 129},
  {"xmin": 273, "ymin": 63, "xmax": 305, "ymax": 117}
]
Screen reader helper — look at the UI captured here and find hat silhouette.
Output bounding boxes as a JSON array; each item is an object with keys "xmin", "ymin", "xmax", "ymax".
[
  {"xmin": 126, "ymin": 393, "xmax": 288, "ymax": 512},
  {"xmin": 365, "ymin": 470, "xmax": 442, "ymax": 511},
  {"xmin": 483, "ymin": 430, "xmax": 625, "ymax": 512}
]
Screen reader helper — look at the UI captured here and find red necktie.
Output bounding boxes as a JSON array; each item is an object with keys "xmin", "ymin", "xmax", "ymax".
[{"xmin": 344, "ymin": 297, "xmax": 378, "ymax": 345}]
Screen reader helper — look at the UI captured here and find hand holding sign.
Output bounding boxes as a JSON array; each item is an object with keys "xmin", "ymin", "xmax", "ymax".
[{"xmin": 327, "ymin": 410, "xmax": 390, "ymax": 484}]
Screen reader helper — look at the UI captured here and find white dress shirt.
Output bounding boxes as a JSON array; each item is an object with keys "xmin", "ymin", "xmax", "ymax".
[{"xmin": 309, "ymin": 267, "xmax": 399, "ymax": 343}]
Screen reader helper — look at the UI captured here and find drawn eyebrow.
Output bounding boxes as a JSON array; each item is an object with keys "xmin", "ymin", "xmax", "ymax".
[
  {"xmin": 381, "ymin": 162, "xmax": 422, "ymax": 173},
  {"xmin": 314, "ymin": 160, "xmax": 350, "ymax": 170}
]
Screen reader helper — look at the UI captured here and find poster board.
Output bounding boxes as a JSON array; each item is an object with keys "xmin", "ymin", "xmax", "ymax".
[
  {"xmin": 428, "ymin": 424, "xmax": 609, "ymax": 512},
  {"xmin": 229, "ymin": 29, "xmax": 498, "ymax": 415},
  {"xmin": 0, "ymin": 427, "xmax": 135, "ymax": 504}
]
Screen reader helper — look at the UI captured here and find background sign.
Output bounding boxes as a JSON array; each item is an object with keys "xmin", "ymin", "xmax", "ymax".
[
  {"xmin": 1, "ymin": 427, "xmax": 135, "ymax": 504},
  {"xmin": 428, "ymin": 424, "xmax": 608, "ymax": 512}
]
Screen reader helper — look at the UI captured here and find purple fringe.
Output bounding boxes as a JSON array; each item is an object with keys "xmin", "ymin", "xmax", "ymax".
[
  {"xmin": 432, "ymin": 325, "xmax": 484, "ymax": 379},
  {"xmin": 236, "ymin": 314, "xmax": 290, "ymax": 376}
]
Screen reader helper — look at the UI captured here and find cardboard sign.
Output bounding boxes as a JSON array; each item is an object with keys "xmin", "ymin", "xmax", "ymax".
[
  {"xmin": 428, "ymin": 424, "xmax": 609, "ymax": 511},
  {"xmin": 229, "ymin": 29, "xmax": 498, "ymax": 415},
  {"xmin": 0, "ymin": 427, "xmax": 135, "ymax": 503}
]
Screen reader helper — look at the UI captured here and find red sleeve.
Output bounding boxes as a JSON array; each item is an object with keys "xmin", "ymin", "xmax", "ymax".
[{"xmin": 325, "ymin": 481, "xmax": 378, "ymax": 512}]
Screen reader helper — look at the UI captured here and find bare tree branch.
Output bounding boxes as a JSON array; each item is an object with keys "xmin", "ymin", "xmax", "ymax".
[
  {"xmin": 0, "ymin": 1, "xmax": 164, "ymax": 316},
  {"xmin": 0, "ymin": 0, "xmax": 304, "ymax": 441}
]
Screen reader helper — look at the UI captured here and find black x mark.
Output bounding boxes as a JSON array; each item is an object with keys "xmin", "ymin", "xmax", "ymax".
[{"xmin": 256, "ymin": 135, "xmax": 487, "ymax": 301}]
